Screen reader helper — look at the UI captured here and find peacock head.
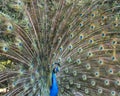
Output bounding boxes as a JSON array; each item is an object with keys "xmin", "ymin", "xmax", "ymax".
[{"xmin": 52, "ymin": 62, "xmax": 60, "ymax": 73}]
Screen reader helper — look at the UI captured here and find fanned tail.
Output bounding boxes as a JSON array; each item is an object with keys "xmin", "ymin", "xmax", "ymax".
[{"xmin": 0, "ymin": 0, "xmax": 120, "ymax": 96}]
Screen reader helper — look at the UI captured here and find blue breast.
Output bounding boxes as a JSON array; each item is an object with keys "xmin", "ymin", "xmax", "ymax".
[{"xmin": 50, "ymin": 72, "xmax": 58, "ymax": 96}]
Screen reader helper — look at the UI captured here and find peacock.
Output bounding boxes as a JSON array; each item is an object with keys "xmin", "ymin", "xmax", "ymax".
[{"xmin": 0, "ymin": 0, "xmax": 120, "ymax": 96}]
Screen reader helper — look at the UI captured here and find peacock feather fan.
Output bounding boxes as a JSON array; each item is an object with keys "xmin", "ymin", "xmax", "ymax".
[{"xmin": 0, "ymin": 0, "xmax": 120, "ymax": 96}]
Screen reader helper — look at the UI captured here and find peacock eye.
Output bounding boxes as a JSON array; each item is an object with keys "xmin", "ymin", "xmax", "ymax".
[
  {"xmin": 111, "ymin": 56, "xmax": 116, "ymax": 61},
  {"xmin": 77, "ymin": 47, "xmax": 83, "ymax": 53},
  {"xmin": 88, "ymin": 52, "xmax": 91, "ymax": 55},
  {"xmin": 7, "ymin": 23, "xmax": 13, "ymax": 32},
  {"xmin": 59, "ymin": 46, "xmax": 63, "ymax": 52},
  {"xmin": 68, "ymin": 44, "xmax": 73, "ymax": 50},
  {"xmin": 53, "ymin": 52, "xmax": 56, "ymax": 57},
  {"xmin": 18, "ymin": 2, "xmax": 21, "ymax": 5},
  {"xmin": 64, "ymin": 68, "xmax": 69, "ymax": 73},
  {"xmin": 91, "ymin": 14, "xmax": 95, "ymax": 17},
  {"xmin": 90, "ymin": 24, "xmax": 95, "ymax": 30},
  {"xmin": 58, "ymin": 37, "xmax": 62, "ymax": 42},
  {"xmin": 79, "ymin": 35, "xmax": 84, "ymax": 40},
  {"xmin": 104, "ymin": 80, "xmax": 109, "ymax": 85},
  {"xmin": 86, "ymin": 63, "xmax": 91, "ymax": 70},
  {"xmin": 89, "ymin": 39, "xmax": 93, "ymax": 43},
  {"xmin": 11, "ymin": 14, "xmax": 15, "ymax": 18},
  {"xmin": 17, "ymin": 0, "xmax": 22, "ymax": 5},
  {"xmin": 79, "ymin": 13, "xmax": 83, "ymax": 17},
  {"xmin": 113, "ymin": 22, "xmax": 118, "ymax": 27},
  {"xmin": 101, "ymin": 16, "xmax": 104, "ymax": 19},
  {"xmin": 108, "ymin": 68, "xmax": 113, "ymax": 74},
  {"xmin": 98, "ymin": 88, "xmax": 103, "ymax": 94},
  {"xmin": 41, "ymin": 3, "xmax": 44, "ymax": 7},
  {"xmin": 58, "ymin": 57, "xmax": 61, "ymax": 63},
  {"xmin": 67, "ymin": 57, "xmax": 72, "ymax": 63},
  {"xmin": 82, "ymin": 74, "xmax": 87, "ymax": 81},
  {"xmin": 8, "ymin": 26, "xmax": 12, "ymax": 29},
  {"xmin": 85, "ymin": 88, "xmax": 89, "ymax": 94},
  {"xmin": 69, "ymin": 79, "xmax": 73, "ymax": 85},
  {"xmin": 61, "ymin": 88, "xmax": 64, "ymax": 93},
  {"xmin": 115, "ymin": 80, "xmax": 120, "ymax": 86},
  {"xmin": 19, "ymin": 43, "xmax": 23, "ymax": 46},
  {"xmin": 91, "ymin": 80, "xmax": 96, "ymax": 86},
  {"xmin": 59, "ymin": 47, "xmax": 62, "ymax": 51},
  {"xmin": 66, "ymin": 85, "xmax": 70, "ymax": 89},
  {"xmin": 89, "ymin": 39, "xmax": 94, "ymax": 44},
  {"xmin": 76, "ymin": 84, "xmax": 81, "ymax": 89},
  {"xmin": 87, "ymin": 51, "xmax": 93, "ymax": 57},
  {"xmin": 76, "ymin": 59, "xmax": 81, "ymax": 65},
  {"xmin": 3, "ymin": 46, "xmax": 9, "ymax": 52},
  {"xmin": 73, "ymin": 71, "xmax": 77, "ymax": 76},
  {"xmin": 98, "ymin": 59, "xmax": 103, "ymax": 65},
  {"xmin": 112, "ymin": 41, "xmax": 115, "ymax": 44},
  {"xmin": 102, "ymin": 33, "xmax": 105, "ymax": 37},
  {"xmin": 4, "ymin": 47, "xmax": 8, "ymax": 50},
  {"xmin": 99, "ymin": 45, "xmax": 104, "ymax": 51},
  {"xmin": 80, "ymin": 36, "xmax": 83, "ymax": 39},
  {"xmin": 80, "ymin": 23, "xmax": 83, "ymax": 27},
  {"xmin": 95, "ymin": 71, "xmax": 99, "ymax": 77},
  {"xmin": 111, "ymin": 91, "xmax": 116, "ymax": 96},
  {"xmin": 101, "ymin": 32, "xmax": 106, "ymax": 37},
  {"xmin": 70, "ymin": 33, "xmax": 74, "ymax": 38},
  {"xmin": 112, "ymin": 40, "xmax": 117, "ymax": 45}
]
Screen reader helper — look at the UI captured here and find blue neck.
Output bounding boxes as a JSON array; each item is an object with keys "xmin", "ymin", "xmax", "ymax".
[{"xmin": 50, "ymin": 72, "xmax": 58, "ymax": 96}]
